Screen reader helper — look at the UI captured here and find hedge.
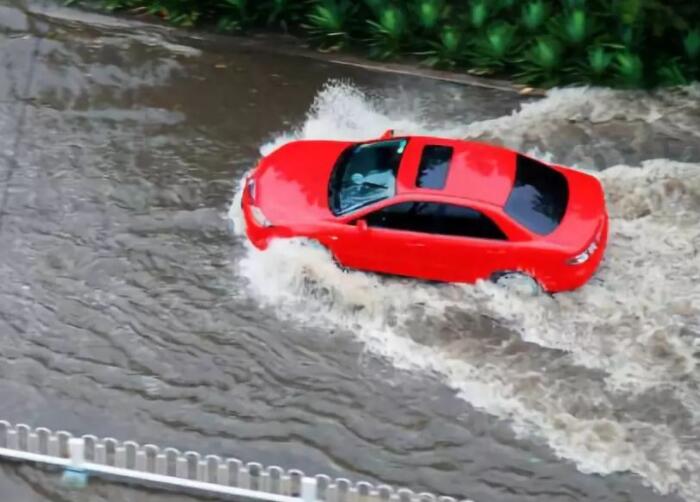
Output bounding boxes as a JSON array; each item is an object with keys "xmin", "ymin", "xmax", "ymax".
[{"xmin": 66, "ymin": 0, "xmax": 700, "ymax": 88}]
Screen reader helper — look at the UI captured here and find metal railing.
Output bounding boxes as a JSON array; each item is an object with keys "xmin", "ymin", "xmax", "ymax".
[{"xmin": 0, "ymin": 420, "xmax": 473, "ymax": 502}]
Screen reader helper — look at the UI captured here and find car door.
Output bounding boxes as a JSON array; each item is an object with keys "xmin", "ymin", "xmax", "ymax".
[
  {"xmin": 324, "ymin": 200, "xmax": 509, "ymax": 282},
  {"xmin": 327, "ymin": 201, "xmax": 482, "ymax": 281},
  {"xmin": 407, "ymin": 202, "xmax": 509, "ymax": 282},
  {"xmin": 327, "ymin": 202, "xmax": 422, "ymax": 277}
]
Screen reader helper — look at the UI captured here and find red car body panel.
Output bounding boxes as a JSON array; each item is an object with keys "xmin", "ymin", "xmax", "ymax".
[
  {"xmin": 241, "ymin": 136, "xmax": 608, "ymax": 293},
  {"xmin": 396, "ymin": 138, "xmax": 517, "ymax": 205},
  {"xmin": 254, "ymin": 140, "xmax": 350, "ymax": 223}
]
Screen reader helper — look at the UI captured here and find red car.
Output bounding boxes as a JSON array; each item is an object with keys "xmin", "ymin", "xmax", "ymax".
[{"xmin": 241, "ymin": 131, "xmax": 608, "ymax": 293}]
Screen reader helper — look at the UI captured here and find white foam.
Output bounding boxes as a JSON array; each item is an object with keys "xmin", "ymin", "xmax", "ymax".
[
  {"xmin": 261, "ymin": 81, "xmax": 700, "ymax": 157},
  {"xmin": 230, "ymin": 82, "xmax": 700, "ymax": 501}
]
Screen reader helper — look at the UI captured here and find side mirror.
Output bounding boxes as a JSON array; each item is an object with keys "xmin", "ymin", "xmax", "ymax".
[
  {"xmin": 356, "ymin": 219, "xmax": 368, "ymax": 232},
  {"xmin": 380, "ymin": 129, "xmax": 394, "ymax": 140}
]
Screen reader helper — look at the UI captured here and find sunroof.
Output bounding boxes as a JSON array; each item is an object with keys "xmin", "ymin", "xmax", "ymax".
[{"xmin": 416, "ymin": 145, "xmax": 453, "ymax": 189}]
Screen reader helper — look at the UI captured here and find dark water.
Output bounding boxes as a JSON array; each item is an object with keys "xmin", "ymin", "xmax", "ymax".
[{"xmin": 1, "ymin": 1, "xmax": 699, "ymax": 501}]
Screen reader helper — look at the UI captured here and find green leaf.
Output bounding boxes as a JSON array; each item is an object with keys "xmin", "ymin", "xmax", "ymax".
[
  {"xmin": 588, "ymin": 46, "xmax": 613, "ymax": 75},
  {"xmin": 366, "ymin": 6, "xmax": 407, "ymax": 59},
  {"xmin": 486, "ymin": 22, "xmax": 517, "ymax": 58},
  {"xmin": 521, "ymin": 0, "xmax": 547, "ymax": 32},
  {"xmin": 528, "ymin": 36, "xmax": 562, "ymax": 70},
  {"xmin": 303, "ymin": 0, "xmax": 355, "ymax": 50},
  {"xmin": 496, "ymin": 0, "xmax": 516, "ymax": 12},
  {"xmin": 468, "ymin": 22, "xmax": 519, "ymax": 70},
  {"xmin": 684, "ymin": 28, "xmax": 700, "ymax": 60},
  {"xmin": 217, "ymin": 16, "xmax": 240, "ymax": 32},
  {"xmin": 657, "ymin": 59, "xmax": 689, "ymax": 86},
  {"xmin": 413, "ymin": 0, "xmax": 444, "ymax": 32},
  {"xmin": 218, "ymin": 0, "xmax": 253, "ymax": 30},
  {"xmin": 379, "ymin": 6, "xmax": 405, "ymax": 37},
  {"xmin": 419, "ymin": 25, "xmax": 463, "ymax": 69},
  {"xmin": 563, "ymin": 9, "xmax": 588, "ymax": 45},
  {"xmin": 469, "ymin": 0, "xmax": 489, "ymax": 30},
  {"xmin": 440, "ymin": 25, "xmax": 462, "ymax": 54},
  {"xmin": 513, "ymin": 36, "xmax": 563, "ymax": 85},
  {"xmin": 614, "ymin": 51, "xmax": 644, "ymax": 86},
  {"xmin": 562, "ymin": 0, "xmax": 586, "ymax": 10},
  {"xmin": 616, "ymin": 0, "xmax": 643, "ymax": 25}
]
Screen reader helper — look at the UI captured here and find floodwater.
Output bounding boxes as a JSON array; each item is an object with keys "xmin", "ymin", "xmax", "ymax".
[{"xmin": 1, "ymin": 1, "xmax": 699, "ymax": 502}]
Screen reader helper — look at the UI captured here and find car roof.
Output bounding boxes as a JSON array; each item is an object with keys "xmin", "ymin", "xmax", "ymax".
[{"xmin": 395, "ymin": 137, "xmax": 517, "ymax": 207}]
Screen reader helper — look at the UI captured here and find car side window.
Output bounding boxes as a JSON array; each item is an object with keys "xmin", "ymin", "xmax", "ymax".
[
  {"xmin": 365, "ymin": 202, "xmax": 416, "ymax": 230},
  {"xmin": 365, "ymin": 202, "xmax": 507, "ymax": 240}
]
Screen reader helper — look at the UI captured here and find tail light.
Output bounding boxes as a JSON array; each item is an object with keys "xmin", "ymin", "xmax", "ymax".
[
  {"xmin": 568, "ymin": 240, "xmax": 598, "ymax": 265},
  {"xmin": 567, "ymin": 221, "xmax": 603, "ymax": 265}
]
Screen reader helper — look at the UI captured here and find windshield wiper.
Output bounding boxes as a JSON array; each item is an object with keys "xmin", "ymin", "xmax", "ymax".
[
  {"xmin": 342, "ymin": 180, "xmax": 387, "ymax": 190},
  {"xmin": 359, "ymin": 180, "xmax": 387, "ymax": 189}
]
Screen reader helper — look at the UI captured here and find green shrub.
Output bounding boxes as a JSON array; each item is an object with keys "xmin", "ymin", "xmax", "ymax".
[
  {"xmin": 614, "ymin": 51, "xmax": 644, "ymax": 87},
  {"xmin": 66, "ymin": 0, "xmax": 700, "ymax": 88},
  {"xmin": 418, "ymin": 25, "xmax": 464, "ymax": 69},
  {"xmin": 469, "ymin": 22, "xmax": 520, "ymax": 71},
  {"xmin": 262, "ymin": 0, "xmax": 306, "ymax": 30},
  {"xmin": 302, "ymin": 0, "xmax": 356, "ymax": 50},
  {"xmin": 466, "ymin": 0, "xmax": 491, "ymax": 31},
  {"xmin": 366, "ymin": 5, "xmax": 408, "ymax": 59},
  {"xmin": 411, "ymin": 0, "xmax": 447, "ymax": 34},
  {"xmin": 515, "ymin": 36, "xmax": 564, "ymax": 87},
  {"xmin": 521, "ymin": 0, "xmax": 548, "ymax": 33},
  {"xmin": 564, "ymin": 45, "xmax": 613, "ymax": 84}
]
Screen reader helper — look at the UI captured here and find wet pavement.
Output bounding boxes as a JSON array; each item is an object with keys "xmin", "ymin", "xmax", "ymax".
[{"xmin": 1, "ymin": 1, "xmax": 699, "ymax": 501}]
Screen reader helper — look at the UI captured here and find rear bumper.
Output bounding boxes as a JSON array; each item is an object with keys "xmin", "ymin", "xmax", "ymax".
[{"xmin": 542, "ymin": 214, "xmax": 609, "ymax": 293}]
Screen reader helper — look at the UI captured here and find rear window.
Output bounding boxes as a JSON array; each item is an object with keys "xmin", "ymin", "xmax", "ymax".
[
  {"xmin": 504, "ymin": 155, "xmax": 568, "ymax": 235},
  {"xmin": 416, "ymin": 145, "xmax": 452, "ymax": 189}
]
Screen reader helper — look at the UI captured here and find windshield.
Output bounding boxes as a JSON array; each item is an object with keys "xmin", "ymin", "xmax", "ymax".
[
  {"xmin": 329, "ymin": 139, "xmax": 408, "ymax": 215},
  {"xmin": 504, "ymin": 155, "xmax": 569, "ymax": 235}
]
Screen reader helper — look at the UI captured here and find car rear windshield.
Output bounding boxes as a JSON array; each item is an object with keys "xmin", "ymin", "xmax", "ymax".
[{"xmin": 504, "ymin": 155, "xmax": 569, "ymax": 235}]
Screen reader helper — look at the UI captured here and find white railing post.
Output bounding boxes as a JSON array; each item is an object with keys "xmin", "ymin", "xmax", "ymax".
[
  {"xmin": 68, "ymin": 438, "xmax": 85, "ymax": 466},
  {"xmin": 301, "ymin": 476, "xmax": 317, "ymax": 502},
  {"xmin": 27, "ymin": 432, "xmax": 39, "ymax": 453},
  {"xmin": 61, "ymin": 437, "xmax": 89, "ymax": 489},
  {"xmin": 6, "ymin": 429, "xmax": 18, "ymax": 450}
]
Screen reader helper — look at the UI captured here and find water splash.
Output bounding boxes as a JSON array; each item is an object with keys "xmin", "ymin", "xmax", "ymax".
[{"xmin": 230, "ymin": 81, "xmax": 700, "ymax": 501}]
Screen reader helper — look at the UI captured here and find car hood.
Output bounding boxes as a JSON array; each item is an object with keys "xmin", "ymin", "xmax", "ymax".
[{"xmin": 252, "ymin": 140, "xmax": 353, "ymax": 224}]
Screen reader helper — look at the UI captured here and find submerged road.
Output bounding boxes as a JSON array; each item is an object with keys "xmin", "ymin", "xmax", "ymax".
[{"xmin": 1, "ymin": 1, "xmax": 699, "ymax": 501}]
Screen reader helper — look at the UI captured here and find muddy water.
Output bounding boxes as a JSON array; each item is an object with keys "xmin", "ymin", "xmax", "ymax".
[{"xmin": 0, "ymin": 1, "xmax": 699, "ymax": 502}]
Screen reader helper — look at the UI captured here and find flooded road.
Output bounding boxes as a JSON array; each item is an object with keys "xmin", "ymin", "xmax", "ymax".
[{"xmin": 1, "ymin": 1, "xmax": 699, "ymax": 501}]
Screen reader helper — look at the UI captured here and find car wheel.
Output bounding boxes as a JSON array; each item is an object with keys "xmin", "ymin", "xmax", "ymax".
[{"xmin": 492, "ymin": 272, "xmax": 542, "ymax": 296}]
